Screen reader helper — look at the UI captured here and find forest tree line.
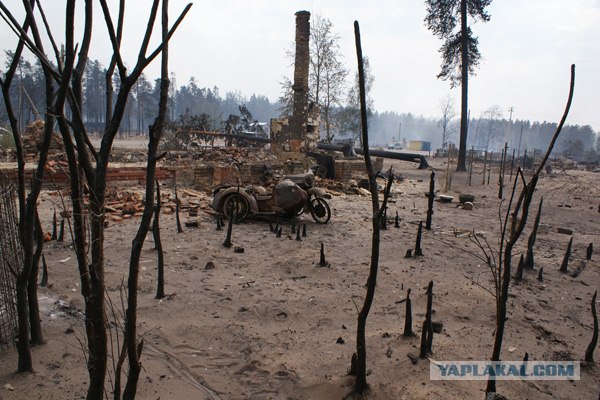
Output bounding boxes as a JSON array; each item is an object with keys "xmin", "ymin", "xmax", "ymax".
[{"xmin": 1, "ymin": 51, "xmax": 599, "ymax": 162}]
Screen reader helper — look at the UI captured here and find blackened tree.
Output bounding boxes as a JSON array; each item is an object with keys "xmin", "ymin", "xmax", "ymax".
[{"xmin": 424, "ymin": 0, "xmax": 492, "ymax": 171}]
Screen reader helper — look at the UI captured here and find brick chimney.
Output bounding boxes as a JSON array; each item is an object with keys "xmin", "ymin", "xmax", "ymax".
[
  {"xmin": 270, "ymin": 10, "xmax": 319, "ymax": 162},
  {"xmin": 292, "ymin": 10, "xmax": 310, "ymax": 124}
]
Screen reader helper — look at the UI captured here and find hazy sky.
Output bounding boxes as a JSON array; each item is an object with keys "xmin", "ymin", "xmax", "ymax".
[{"xmin": 1, "ymin": 0, "xmax": 599, "ymax": 131}]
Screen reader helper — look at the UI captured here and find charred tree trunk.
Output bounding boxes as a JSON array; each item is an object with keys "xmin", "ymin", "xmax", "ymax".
[
  {"xmin": 15, "ymin": 277, "xmax": 31, "ymax": 372},
  {"xmin": 419, "ymin": 281, "xmax": 434, "ymax": 358},
  {"xmin": 123, "ymin": 2, "xmax": 181, "ymax": 398},
  {"xmin": 524, "ymin": 198, "xmax": 543, "ymax": 269},
  {"xmin": 426, "ymin": 171, "xmax": 435, "ymax": 230},
  {"xmin": 51, "ymin": 210, "xmax": 57, "ymax": 240},
  {"xmin": 154, "ymin": 181, "xmax": 165, "ymax": 299},
  {"xmin": 174, "ymin": 181, "xmax": 183, "ymax": 233},
  {"xmin": 585, "ymin": 291, "xmax": 598, "ymax": 362},
  {"xmin": 1, "ymin": 1, "xmax": 57, "ymax": 371},
  {"xmin": 456, "ymin": 0, "xmax": 468, "ymax": 172},
  {"xmin": 58, "ymin": 218, "xmax": 65, "ymax": 242},
  {"xmin": 486, "ymin": 64, "xmax": 574, "ymax": 397},
  {"xmin": 223, "ymin": 202, "xmax": 234, "ymax": 248},
  {"xmin": 352, "ymin": 21, "xmax": 394, "ymax": 395},
  {"xmin": 40, "ymin": 255, "xmax": 48, "ymax": 288},
  {"xmin": 403, "ymin": 289, "xmax": 414, "ymax": 337},
  {"xmin": 414, "ymin": 222, "xmax": 424, "ymax": 257},
  {"xmin": 28, "ymin": 212, "xmax": 44, "ymax": 344}
]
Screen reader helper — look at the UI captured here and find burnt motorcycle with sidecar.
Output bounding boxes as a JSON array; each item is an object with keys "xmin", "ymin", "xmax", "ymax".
[{"xmin": 211, "ymin": 172, "xmax": 331, "ymax": 224}]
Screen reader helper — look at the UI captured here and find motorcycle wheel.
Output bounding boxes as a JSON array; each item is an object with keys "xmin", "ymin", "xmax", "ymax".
[
  {"xmin": 222, "ymin": 193, "xmax": 250, "ymax": 222},
  {"xmin": 310, "ymin": 197, "xmax": 331, "ymax": 224}
]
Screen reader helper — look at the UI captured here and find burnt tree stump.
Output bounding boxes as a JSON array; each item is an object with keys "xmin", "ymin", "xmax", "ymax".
[
  {"xmin": 175, "ymin": 189, "xmax": 183, "ymax": 233},
  {"xmin": 51, "ymin": 210, "xmax": 57, "ymax": 240},
  {"xmin": 515, "ymin": 254, "xmax": 524, "ymax": 282},
  {"xmin": 223, "ymin": 203, "xmax": 235, "ymax": 248},
  {"xmin": 58, "ymin": 218, "xmax": 65, "ymax": 242},
  {"xmin": 586, "ymin": 243, "xmax": 593, "ymax": 261},
  {"xmin": 414, "ymin": 222, "xmax": 424, "ymax": 257},
  {"xmin": 419, "ymin": 281, "xmax": 434, "ymax": 358},
  {"xmin": 318, "ymin": 242, "xmax": 330, "ymax": 268},
  {"xmin": 403, "ymin": 289, "xmax": 414, "ymax": 337},
  {"xmin": 559, "ymin": 237, "xmax": 573, "ymax": 273}
]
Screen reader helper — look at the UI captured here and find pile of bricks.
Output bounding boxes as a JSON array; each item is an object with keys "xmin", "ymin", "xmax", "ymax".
[{"xmin": 333, "ymin": 157, "xmax": 383, "ymax": 182}]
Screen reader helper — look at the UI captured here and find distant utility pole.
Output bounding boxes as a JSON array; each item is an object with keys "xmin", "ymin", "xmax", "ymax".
[
  {"xmin": 517, "ymin": 124, "xmax": 523, "ymax": 159},
  {"xmin": 505, "ymin": 106, "xmax": 514, "ymax": 146},
  {"xmin": 398, "ymin": 122, "xmax": 402, "ymax": 142}
]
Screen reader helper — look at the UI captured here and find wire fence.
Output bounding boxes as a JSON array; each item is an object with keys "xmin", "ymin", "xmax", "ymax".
[{"xmin": 0, "ymin": 172, "xmax": 19, "ymax": 351}]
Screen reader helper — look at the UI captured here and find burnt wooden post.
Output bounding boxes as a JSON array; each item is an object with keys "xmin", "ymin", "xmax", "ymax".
[
  {"xmin": 58, "ymin": 218, "xmax": 65, "ymax": 242},
  {"xmin": 509, "ymin": 148, "xmax": 516, "ymax": 181},
  {"xmin": 414, "ymin": 222, "xmax": 424, "ymax": 256},
  {"xmin": 586, "ymin": 243, "xmax": 593, "ymax": 260},
  {"xmin": 426, "ymin": 171, "xmax": 435, "ymax": 230},
  {"xmin": 524, "ymin": 198, "xmax": 543, "ymax": 269},
  {"xmin": 318, "ymin": 242, "xmax": 329, "ymax": 268},
  {"xmin": 584, "ymin": 291, "xmax": 598, "ymax": 362},
  {"xmin": 419, "ymin": 281, "xmax": 434, "ymax": 358},
  {"xmin": 175, "ymin": 187, "xmax": 183, "ymax": 233},
  {"xmin": 488, "ymin": 151, "xmax": 492, "ymax": 185},
  {"xmin": 482, "ymin": 151, "xmax": 488, "ymax": 185},
  {"xmin": 40, "ymin": 254, "xmax": 48, "ymax": 287},
  {"xmin": 403, "ymin": 289, "xmax": 414, "ymax": 337},
  {"xmin": 559, "ymin": 237, "xmax": 573, "ymax": 273},
  {"xmin": 51, "ymin": 210, "xmax": 57, "ymax": 240},
  {"xmin": 498, "ymin": 144, "xmax": 507, "ymax": 199},
  {"xmin": 394, "ymin": 211, "xmax": 400, "ymax": 228},
  {"xmin": 223, "ymin": 202, "xmax": 235, "ymax": 248}
]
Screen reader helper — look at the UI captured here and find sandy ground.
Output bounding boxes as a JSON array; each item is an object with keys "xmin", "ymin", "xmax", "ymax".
[{"xmin": 0, "ymin": 156, "xmax": 599, "ymax": 400}]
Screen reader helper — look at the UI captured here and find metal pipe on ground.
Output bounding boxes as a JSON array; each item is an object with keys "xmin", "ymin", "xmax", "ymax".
[{"xmin": 316, "ymin": 143, "xmax": 429, "ymax": 169}]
